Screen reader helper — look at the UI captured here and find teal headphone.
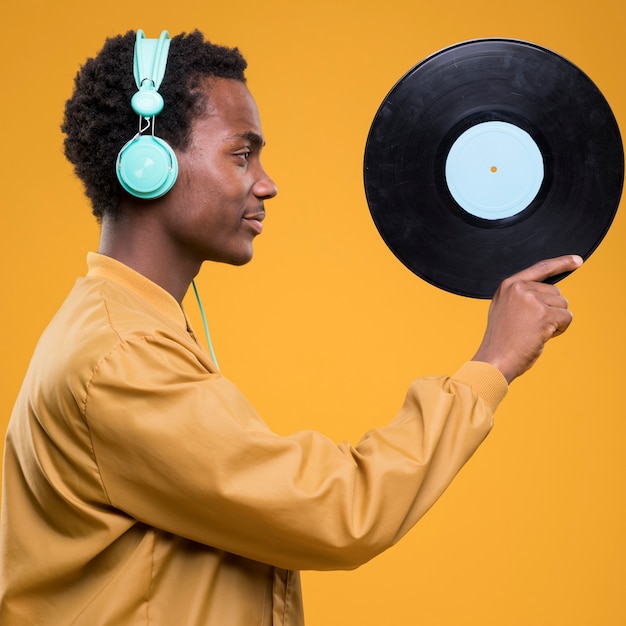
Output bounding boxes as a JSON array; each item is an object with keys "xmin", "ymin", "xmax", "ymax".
[
  {"xmin": 116, "ymin": 30, "xmax": 178, "ymax": 199},
  {"xmin": 116, "ymin": 30, "xmax": 219, "ymax": 367}
]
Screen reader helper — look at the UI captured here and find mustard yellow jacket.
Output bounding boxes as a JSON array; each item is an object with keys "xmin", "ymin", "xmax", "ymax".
[{"xmin": 0, "ymin": 253, "xmax": 507, "ymax": 625}]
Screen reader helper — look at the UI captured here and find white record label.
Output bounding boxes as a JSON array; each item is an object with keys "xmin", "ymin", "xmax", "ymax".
[{"xmin": 445, "ymin": 121, "xmax": 544, "ymax": 219}]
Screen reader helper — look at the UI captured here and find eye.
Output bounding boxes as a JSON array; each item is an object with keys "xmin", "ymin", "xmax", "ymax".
[{"xmin": 237, "ymin": 150, "xmax": 251, "ymax": 162}]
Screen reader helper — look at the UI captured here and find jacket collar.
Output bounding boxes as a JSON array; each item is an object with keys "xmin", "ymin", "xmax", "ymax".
[{"xmin": 86, "ymin": 252, "xmax": 188, "ymax": 331}]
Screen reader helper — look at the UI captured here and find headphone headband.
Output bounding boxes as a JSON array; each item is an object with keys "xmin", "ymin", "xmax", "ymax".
[{"xmin": 134, "ymin": 29, "xmax": 171, "ymax": 92}]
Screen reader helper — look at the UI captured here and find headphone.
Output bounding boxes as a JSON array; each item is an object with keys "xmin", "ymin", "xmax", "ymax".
[{"xmin": 116, "ymin": 30, "xmax": 178, "ymax": 199}]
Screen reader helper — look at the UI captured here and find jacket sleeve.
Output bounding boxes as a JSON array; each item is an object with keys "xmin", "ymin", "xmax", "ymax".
[{"xmin": 84, "ymin": 334, "xmax": 507, "ymax": 571}]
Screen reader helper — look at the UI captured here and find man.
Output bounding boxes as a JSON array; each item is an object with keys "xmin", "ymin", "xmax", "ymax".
[{"xmin": 0, "ymin": 29, "xmax": 581, "ymax": 625}]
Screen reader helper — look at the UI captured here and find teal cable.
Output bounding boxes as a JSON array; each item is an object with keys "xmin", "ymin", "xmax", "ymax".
[{"xmin": 192, "ymin": 280, "xmax": 219, "ymax": 369}]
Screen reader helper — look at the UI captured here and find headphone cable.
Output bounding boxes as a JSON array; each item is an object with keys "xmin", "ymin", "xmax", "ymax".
[{"xmin": 191, "ymin": 279, "xmax": 219, "ymax": 369}]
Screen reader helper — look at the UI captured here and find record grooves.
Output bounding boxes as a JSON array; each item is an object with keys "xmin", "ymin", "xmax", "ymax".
[{"xmin": 363, "ymin": 38, "xmax": 624, "ymax": 298}]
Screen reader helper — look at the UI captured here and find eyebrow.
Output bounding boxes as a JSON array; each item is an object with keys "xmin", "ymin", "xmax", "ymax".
[{"xmin": 228, "ymin": 131, "xmax": 266, "ymax": 149}]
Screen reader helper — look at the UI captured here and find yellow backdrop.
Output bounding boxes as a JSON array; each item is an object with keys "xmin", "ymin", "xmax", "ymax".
[{"xmin": 1, "ymin": 1, "xmax": 624, "ymax": 624}]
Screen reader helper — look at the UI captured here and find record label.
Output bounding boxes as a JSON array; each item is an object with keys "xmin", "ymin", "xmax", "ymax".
[
  {"xmin": 445, "ymin": 121, "xmax": 544, "ymax": 220},
  {"xmin": 363, "ymin": 38, "xmax": 624, "ymax": 298}
]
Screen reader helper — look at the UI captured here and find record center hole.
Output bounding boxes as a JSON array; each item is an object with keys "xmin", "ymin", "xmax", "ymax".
[{"xmin": 490, "ymin": 166, "xmax": 498, "ymax": 173}]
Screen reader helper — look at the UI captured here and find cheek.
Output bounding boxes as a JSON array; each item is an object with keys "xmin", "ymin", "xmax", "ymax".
[
  {"xmin": 177, "ymin": 156, "xmax": 225, "ymax": 203},
  {"xmin": 172, "ymin": 165, "xmax": 210, "ymax": 213},
  {"xmin": 171, "ymin": 153, "xmax": 243, "ymax": 228},
  {"xmin": 170, "ymin": 157, "xmax": 195, "ymax": 202}
]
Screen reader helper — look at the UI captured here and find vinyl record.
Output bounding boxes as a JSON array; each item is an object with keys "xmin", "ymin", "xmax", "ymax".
[{"xmin": 363, "ymin": 38, "xmax": 624, "ymax": 298}]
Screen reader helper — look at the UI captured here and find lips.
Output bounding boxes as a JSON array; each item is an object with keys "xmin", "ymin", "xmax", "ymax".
[{"xmin": 243, "ymin": 209, "xmax": 265, "ymax": 234}]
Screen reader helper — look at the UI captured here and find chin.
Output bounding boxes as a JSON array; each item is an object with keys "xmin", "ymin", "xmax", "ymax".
[
  {"xmin": 215, "ymin": 248, "xmax": 255, "ymax": 266},
  {"xmin": 230, "ymin": 256, "xmax": 253, "ymax": 267}
]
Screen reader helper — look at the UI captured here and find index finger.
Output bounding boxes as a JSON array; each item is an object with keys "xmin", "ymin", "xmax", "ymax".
[{"xmin": 507, "ymin": 255, "xmax": 583, "ymax": 284}]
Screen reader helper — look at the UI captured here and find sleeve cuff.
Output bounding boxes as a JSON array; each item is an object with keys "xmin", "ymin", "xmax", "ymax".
[{"xmin": 452, "ymin": 361, "xmax": 509, "ymax": 413}]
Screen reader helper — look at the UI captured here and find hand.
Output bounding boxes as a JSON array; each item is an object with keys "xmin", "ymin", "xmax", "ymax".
[{"xmin": 472, "ymin": 255, "xmax": 583, "ymax": 384}]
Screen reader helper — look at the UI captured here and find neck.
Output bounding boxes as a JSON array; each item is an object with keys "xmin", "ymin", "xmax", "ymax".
[{"xmin": 98, "ymin": 212, "xmax": 200, "ymax": 304}]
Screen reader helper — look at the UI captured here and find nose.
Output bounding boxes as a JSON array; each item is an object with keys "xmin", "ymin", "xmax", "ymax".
[{"xmin": 253, "ymin": 168, "xmax": 278, "ymax": 200}]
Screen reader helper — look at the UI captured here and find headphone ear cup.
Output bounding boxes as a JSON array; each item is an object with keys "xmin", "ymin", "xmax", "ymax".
[{"xmin": 116, "ymin": 135, "xmax": 178, "ymax": 199}]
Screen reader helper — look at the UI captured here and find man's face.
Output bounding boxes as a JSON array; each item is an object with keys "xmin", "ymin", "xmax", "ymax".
[{"xmin": 162, "ymin": 77, "xmax": 278, "ymax": 267}]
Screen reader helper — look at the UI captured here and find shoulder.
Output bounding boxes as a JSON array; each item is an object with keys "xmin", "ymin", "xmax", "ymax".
[{"xmin": 31, "ymin": 276, "xmax": 212, "ymax": 412}]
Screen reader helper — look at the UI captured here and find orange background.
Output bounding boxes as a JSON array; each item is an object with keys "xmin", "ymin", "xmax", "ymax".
[{"xmin": 1, "ymin": 1, "xmax": 625, "ymax": 624}]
